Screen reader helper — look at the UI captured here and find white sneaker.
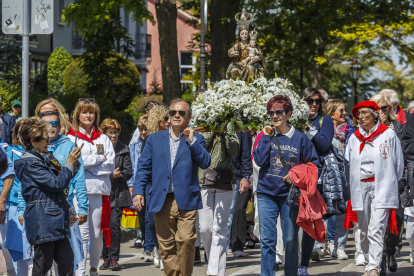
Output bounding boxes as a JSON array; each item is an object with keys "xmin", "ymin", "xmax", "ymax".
[
  {"xmin": 144, "ymin": 251, "xmax": 153, "ymax": 262},
  {"xmin": 153, "ymin": 247, "xmax": 161, "ymax": 267},
  {"xmin": 89, "ymin": 270, "xmax": 99, "ymax": 276},
  {"xmin": 311, "ymin": 247, "xmax": 323, "ymax": 262},
  {"xmin": 410, "ymin": 251, "xmax": 414, "ymax": 264},
  {"xmin": 336, "ymin": 249, "xmax": 348, "ymax": 260},
  {"xmin": 276, "ymin": 254, "xmax": 282, "ymax": 264},
  {"xmin": 325, "ymin": 240, "xmax": 334, "ymax": 256},
  {"xmin": 355, "ymin": 254, "xmax": 366, "ymax": 266},
  {"xmin": 160, "ymin": 260, "xmax": 164, "ymax": 271}
]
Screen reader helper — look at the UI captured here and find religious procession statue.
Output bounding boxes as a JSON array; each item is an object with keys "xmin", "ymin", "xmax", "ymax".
[{"xmin": 226, "ymin": 9, "xmax": 264, "ymax": 82}]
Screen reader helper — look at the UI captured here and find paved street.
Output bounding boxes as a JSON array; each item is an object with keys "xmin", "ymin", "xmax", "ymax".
[{"xmin": 95, "ymin": 231, "xmax": 414, "ymax": 276}]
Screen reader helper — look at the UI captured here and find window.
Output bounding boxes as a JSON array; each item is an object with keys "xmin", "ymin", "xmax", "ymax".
[
  {"xmin": 58, "ymin": 0, "xmax": 65, "ymax": 23},
  {"xmin": 180, "ymin": 52, "xmax": 196, "ymax": 93},
  {"xmin": 124, "ymin": 8, "xmax": 129, "ymax": 31}
]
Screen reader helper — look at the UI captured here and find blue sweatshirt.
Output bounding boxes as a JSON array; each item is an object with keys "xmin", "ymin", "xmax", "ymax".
[
  {"xmin": 253, "ymin": 127, "xmax": 322, "ymax": 198},
  {"xmin": 17, "ymin": 135, "xmax": 89, "ymax": 216},
  {"xmin": 308, "ymin": 114, "xmax": 334, "ymax": 164}
]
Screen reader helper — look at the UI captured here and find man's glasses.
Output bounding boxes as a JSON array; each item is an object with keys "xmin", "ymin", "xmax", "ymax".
[
  {"xmin": 13, "ymin": 105, "xmax": 21, "ymax": 109},
  {"xmin": 356, "ymin": 110, "xmax": 371, "ymax": 118},
  {"xmin": 41, "ymin": 137, "xmax": 50, "ymax": 143},
  {"xmin": 79, "ymin": 98, "xmax": 95, "ymax": 103},
  {"xmin": 48, "ymin": 121, "xmax": 60, "ymax": 127},
  {"xmin": 267, "ymin": 110, "xmax": 285, "ymax": 117},
  {"xmin": 106, "ymin": 131, "xmax": 120, "ymax": 136},
  {"xmin": 379, "ymin": 106, "xmax": 389, "ymax": 112},
  {"xmin": 169, "ymin": 110, "xmax": 187, "ymax": 117},
  {"xmin": 306, "ymin": 98, "xmax": 322, "ymax": 105},
  {"xmin": 163, "ymin": 116, "xmax": 169, "ymax": 121}
]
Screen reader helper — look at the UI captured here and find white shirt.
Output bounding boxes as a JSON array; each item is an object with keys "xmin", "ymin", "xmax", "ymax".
[{"xmin": 359, "ymin": 122, "xmax": 379, "ymax": 179}]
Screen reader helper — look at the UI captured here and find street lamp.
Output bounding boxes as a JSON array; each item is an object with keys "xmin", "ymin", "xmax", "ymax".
[{"xmin": 349, "ymin": 59, "xmax": 362, "ymax": 106}]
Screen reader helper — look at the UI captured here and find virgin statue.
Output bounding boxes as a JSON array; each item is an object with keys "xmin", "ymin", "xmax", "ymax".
[{"xmin": 226, "ymin": 9, "xmax": 264, "ymax": 82}]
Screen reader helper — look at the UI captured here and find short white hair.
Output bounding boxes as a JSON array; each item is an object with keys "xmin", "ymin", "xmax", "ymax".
[
  {"xmin": 408, "ymin": 101, "xmax": 414, "ymax": 111},
  {"xmin": 379, "ymin": 89, "xmax": 399, "ymax": 104},
  {"xmin": 318, "ymin": 89, "xmax": 329, "ymax": 101}
]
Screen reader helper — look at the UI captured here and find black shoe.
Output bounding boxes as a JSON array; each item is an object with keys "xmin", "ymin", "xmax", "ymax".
[
  {"xmin": 110, "ymin": 260, "xmax": 122, "ymax": 271},
  {"xmin": 194, "ymin": 247, "xmax": 201, "ymax": 265},
  {"xmin": 99, "ymin": 261, "xmax": 110, "ymax": 270},
  {"xmin": 380, "ymin": 254, "xmax": 387, "ymax": 276},
  {"xmin": 246, "ymin": 241, "xmax": 256, "ymax": 249},
  {"xmin": 388, "ymin": 253, "xmax": 398, "ymax": 272}
]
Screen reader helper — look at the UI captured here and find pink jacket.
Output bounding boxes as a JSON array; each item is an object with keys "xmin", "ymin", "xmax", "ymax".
[{"xmin": 288, "ymin": 163, "xmax": 327, "ymax": 243}]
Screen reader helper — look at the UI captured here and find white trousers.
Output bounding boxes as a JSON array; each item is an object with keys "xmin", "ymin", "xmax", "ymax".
[
  {"xmin": 199, "ymin": 187, "xmax": 234, "ymax": 276},
  {"xmin": 74, "ymin": 194, "xmax": 103, "ymax": 276},
  {"xmin": 195, "ymin": 212, "xmax": 201, "ymax": 248},
  {"xmin": 356, "ymin": 181, "xmax": 389, "ymax": 273},
  {"xmin": 406, "ymin": 215, "xmax": 414, "ymax": 252},
  {"xmin": 353, "ymin": 222, "xmax": 364, "ymax": 261}
]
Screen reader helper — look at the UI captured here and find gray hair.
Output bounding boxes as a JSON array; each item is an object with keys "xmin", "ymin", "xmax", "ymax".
[
  {"xmin": 169, "ymin": 99, "xmax": 192, "ymax": 116},
  {"xmin": 408, "ymin": 101, "xmax": 414, "ymax": 111},
  {"xmin": 318, "ymin": 89, "xmax": 329, "ymax": 101},
  {"xmin": 379, "ymin": 89, "xmax": 399, "ymax": 104}
]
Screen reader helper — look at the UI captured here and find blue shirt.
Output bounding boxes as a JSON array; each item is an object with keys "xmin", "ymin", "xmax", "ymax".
[{"xmin": 253, "ymin": 126, "xmax": 322, "ymax": 198}]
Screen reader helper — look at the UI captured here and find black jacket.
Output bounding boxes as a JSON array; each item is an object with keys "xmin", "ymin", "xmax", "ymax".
[
  {"xmin": 1, "ymin": 111, "xmax": 16, "ymax": 145},
  {"xmin": 231, "ymin": 131, "xmax": 253, "ymax": 180},
  {"xmin": 110, "ymin": 140, "xmax": 133, "ymax": 210}
]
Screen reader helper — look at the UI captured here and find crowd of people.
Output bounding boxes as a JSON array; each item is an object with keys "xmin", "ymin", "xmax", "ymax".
[{"xmin": 0, "ymin": 88, "xmax": 413, "ymax": 276}]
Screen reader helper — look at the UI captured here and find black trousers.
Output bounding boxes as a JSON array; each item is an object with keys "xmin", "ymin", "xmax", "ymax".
[
  {"xmin": 384, "ymin": 205, "xmax": 404, "ymax": 255},
  {"xmin": 230, "ymin": 188, "xmax": 251, "ymax": 252},
  {"xmin": 102, "ymin": 207, "xmax": 123, "ymax": 261},
  {"xmin": 33, "ymin": 238, "xmax": 74, "ymax": 276}
]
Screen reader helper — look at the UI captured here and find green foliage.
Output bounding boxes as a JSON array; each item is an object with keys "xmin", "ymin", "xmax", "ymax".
[
  {"xmin": 47, "ymin": 47, "xmax": 74, "ymax": 94},
  {"xmin": 63, "ymin": 53, "xmax": 140, "ymax": 112},
  {"xmin": 125, "ymin": 94, "xmax": 163, "ymax": 124},
  {"xmin": 0, "ymin": 81, "xmax": 21, "ymax": 113}
]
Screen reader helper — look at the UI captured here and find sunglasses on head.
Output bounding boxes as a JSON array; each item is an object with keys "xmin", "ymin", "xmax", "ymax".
[
  {"xmin": 267, "ymin": 110, "xmax": 285, "ymax": 117},
  {"xmin": 79, "ymin": 98, "xmax": 95, "ymax": 103},
  {"xmin": 14, "ymin": 105, "xmax": 21, "ymax": 108},
  {"xmin": 306, "ymin": 98, "xmax": 322, "ymax": 105},
  {"xmin": 169, "ymin": 110, "xmax": 187, "ymax": 117},
  {"xmin": 48, "ymin": 121, "xmax": 60, "ymax": 127},
  {"xmin": 379, "ymin": 106, "xmax": 389, "ymax": 112},
  {"xmin": 163, "ymin": 116, "xmax": 169, "ymax": 121}
]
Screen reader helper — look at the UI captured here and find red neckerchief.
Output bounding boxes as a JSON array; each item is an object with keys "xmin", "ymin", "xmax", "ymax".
[
  {"xmin": 395, "ymin": 106, "xmax": 407, "ymax": 125},
  {"xmin": 353, "ymin": 123, "xmax": 388, "ymax": 154},
  {"xmin": 67, "ymin": 127, "xmax": 102, "ymax": 145}
]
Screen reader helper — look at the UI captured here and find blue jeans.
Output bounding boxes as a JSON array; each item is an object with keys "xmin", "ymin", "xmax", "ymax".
[
  {"xmin": 314, "ymin": 215, "xmax": 337, "ymax": 247},
  {"xmin": 144, "ymin": 184, "xmax": 158, "ymax": 252},
  {"xmin": 258, "ymin": 196, "xmax": 299, "ymax": 276},
  {"xmin": 301, "ymin": 231, "xmax": 316, "ymax": 267},
  {"xmin": 334, "ymin": 213, "xmax": 349, "ymax": 250},
  {"xmin": 226, "ymin": 180, "xmax": 240, "ymax": 251}
]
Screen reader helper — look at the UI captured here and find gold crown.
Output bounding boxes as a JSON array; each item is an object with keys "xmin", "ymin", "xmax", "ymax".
[
  {"xmin": 250, "ymin": 30, "xmax": 258, "ymax": 40},
  {"xmin": 235, "ymin": 8, "xmax": 253, "ymax": 31}
]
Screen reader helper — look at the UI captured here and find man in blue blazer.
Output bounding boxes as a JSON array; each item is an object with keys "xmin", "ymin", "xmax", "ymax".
[{"xmin": 133, "ymin": 99, "xmax": 211, "ymax": 276}]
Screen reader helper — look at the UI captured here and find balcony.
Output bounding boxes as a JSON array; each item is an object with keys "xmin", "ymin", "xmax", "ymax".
[{"xmin": 135, "ymin": 34, "xmax": 151, "ymax": 61}]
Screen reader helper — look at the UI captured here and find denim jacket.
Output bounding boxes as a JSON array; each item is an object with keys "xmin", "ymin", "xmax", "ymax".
[{"xmin": 14, "ymin": 150, "xmax": 76, "ymax": 245}]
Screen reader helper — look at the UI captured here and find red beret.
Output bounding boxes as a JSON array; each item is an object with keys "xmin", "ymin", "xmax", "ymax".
[{"xmin": 352, "ymin": 100, "xmax": 379, "ymax": 119}]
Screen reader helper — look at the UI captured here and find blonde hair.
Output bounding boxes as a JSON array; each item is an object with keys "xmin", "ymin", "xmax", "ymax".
[
  {"xmin": 100, "ymin": 118, "xmax": 121, "ymax": 133},
  {"xmin": 148, "ymin": 105, "xmax": 169, "ymax": 134},
  {"xmin": 323, "ymin": 99, "xmax": 343, "ymax": 117},
  {"xmin": 370, "ymin": 94, "xmax": 396, "ymax": 121},
  {"xmin": 35, "ymin": 98, "xmax": 71, "ymax": 135},
  {"xmin": 19, "ymin": 118, "xmax": 50, "ymax": 149},
  {"xmin": 71, "ymin": 100, "xmax": 101, "ymax": 132},
  {"xmin": 12, "ymin": 118, "xmax": 27, "ymax": 146},
  {"xmin": 137, "ymin": 115, "xmax": 148, "ymax": 130}
]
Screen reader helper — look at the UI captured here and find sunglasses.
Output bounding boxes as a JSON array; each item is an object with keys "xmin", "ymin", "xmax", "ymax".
[
  {"xmin": 0, "ymin": 103, "xmax": 2, "ymax": 107},
  {"xmin": 379, "ymin": 106, "xmax": 389, "ymax": 112},
  {"xmin": 106, "ymin": 131, "xmax": 120, "ymax": 136},
  {"xmin": 163, "ymin": 116, "xmax": 169, "ymax": 121},
  {"xmin": 13, "ymin": 105, "xmax": 21, "ymax": 108},
  {"xmin": 41, "ymin": 137, "xmax": 50, "ymax": 143},
  {"xmin": 48, "ymin": 121, "xmax": 60, "ymax": 127},
  {"xmin": 169, "ymin": 110, "xmax": 187, "ymax": 117},
  {"xmin": 79, "ymin": 98, "xmax": 95, "ymax": 103},
  {"xmin": 306, "ymin": 98, "xmax": 322, "ymax": 105},
  {"xmin": 267, "ymin": 110, "xmax": 285, "ymax": 117}
]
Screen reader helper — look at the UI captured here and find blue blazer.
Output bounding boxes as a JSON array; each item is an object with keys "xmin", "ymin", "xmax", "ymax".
[{"xmin": 133, "ymin": 130, "xmax": 211, "ymax": 213}]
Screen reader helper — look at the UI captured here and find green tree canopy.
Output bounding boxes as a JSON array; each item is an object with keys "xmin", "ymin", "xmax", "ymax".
[{"xmin": 47, "ymin": 47, "xmax": 74, "ymax": 95}]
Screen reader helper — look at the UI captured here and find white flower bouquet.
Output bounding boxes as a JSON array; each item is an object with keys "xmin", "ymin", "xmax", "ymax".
[{"xmin": 190, "ymin": 77, "xmax": 310, "ymax": 132}]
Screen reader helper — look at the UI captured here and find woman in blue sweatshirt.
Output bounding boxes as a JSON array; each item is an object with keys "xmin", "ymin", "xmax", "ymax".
[
  {"xmin": 253, "ymin": 95, "xmax": 321, "ymax": 276},
  {"xmin": 300, "ymin": 87, "xmax": 334, "ymax": 276}
]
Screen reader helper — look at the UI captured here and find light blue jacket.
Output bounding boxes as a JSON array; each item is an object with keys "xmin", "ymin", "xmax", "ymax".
[
  {"xmin": 128, "ymin": 137, "xmax": 143, "ymax": 188},
  {"xmin": 17, "ymin": 135, "xmax": 89, "ymax": 217},
  {"xmin": 0, "ymin": 143, "xmax": 15, "ymax": 207},
  {"xmin": 5, "ymin": 145, "xmax": 24, "ymax": 206}
]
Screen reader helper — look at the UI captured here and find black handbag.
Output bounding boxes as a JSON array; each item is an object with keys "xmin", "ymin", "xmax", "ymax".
[{"xmin": 273, "ymin": 135, "xmax": 300, "ymax": 207}]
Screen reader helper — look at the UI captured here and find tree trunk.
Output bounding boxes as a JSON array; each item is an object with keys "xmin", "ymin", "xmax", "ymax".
[
  {"xmin": 209, "ymin": 0, "xmax": 243, "ymax": 82},
  {"xmin": 155, "ymin": 0, "xmax": 181, "ymax": 105}
]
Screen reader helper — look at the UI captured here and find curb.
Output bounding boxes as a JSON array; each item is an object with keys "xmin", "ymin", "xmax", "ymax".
[{"xmin": 121, "ymin": 228, "xmax": 136, "ymax": 243}]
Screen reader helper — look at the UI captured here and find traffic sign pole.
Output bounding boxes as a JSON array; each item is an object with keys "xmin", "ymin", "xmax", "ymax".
[{"xmin": 21, "ymin": 0, "xmax": 29, "ymax": 118}]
